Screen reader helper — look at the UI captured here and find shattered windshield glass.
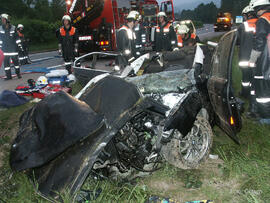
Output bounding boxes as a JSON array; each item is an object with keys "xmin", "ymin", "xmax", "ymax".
[{"xmin": 126, "ymin": 70, "xmax": 194, "ymax": 94}]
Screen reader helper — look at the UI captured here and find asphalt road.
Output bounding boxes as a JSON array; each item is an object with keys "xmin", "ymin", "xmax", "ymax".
[
  {"xmin": 197, "ymin": 24, "xmax": 227, "ymax": 41},
  {"xmin": 0, "ymin": 24, "xmax": 227, "ymax": 93}
]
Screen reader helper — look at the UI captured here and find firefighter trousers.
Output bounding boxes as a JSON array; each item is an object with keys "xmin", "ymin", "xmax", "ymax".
[
  {"xmin": 240, "ymin": 66, "xmax": 252, "ymax": 98},
  {"xmin": 64, "ymin": 60, "xmax": 73, "ymax": 75},
  {"xmin": 254, "ymin": 77, "xmax": 270, "ymax": 118},
  {"xmin": 4, "ymin": 55, "xmax": 21, "ymax": 79}
]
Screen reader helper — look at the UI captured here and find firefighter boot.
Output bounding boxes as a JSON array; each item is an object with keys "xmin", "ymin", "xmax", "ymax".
[
  {"xmin": 66, "ymin": 65, "xmax": 72, "ymax": 74},
  {"xmin": 15, "ymin": 66, "xmax": 22, "ymax": 79},
  {"xmin": 4, "ymin": 67, "xmax": 12, "ymax": 80},
  {"xmin": 247, "ymin": 96, "xmax": 259, "ymax": 119}
]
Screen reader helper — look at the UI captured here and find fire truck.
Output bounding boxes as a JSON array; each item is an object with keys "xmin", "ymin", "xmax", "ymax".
[{"xmin": 65, "ymin": 0, "xmax": 174, "ymax": 53}]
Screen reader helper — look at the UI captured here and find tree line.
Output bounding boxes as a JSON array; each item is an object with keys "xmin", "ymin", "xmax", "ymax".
[
  {"xmin": 179, "ymin": 0, "xmax": 250, "ymax": 24},
  {"xmin": 0, "ymin": 0, "xmax": 65, "ymax": 22},
  {"xmin": 0, "ymin": 0, "xmax": 66, "ymax": 45}
]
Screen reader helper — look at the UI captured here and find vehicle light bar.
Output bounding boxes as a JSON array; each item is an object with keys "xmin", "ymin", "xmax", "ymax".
[{"xmin": 79, "ymin": 36, "xmax": 92, "ymax": 41}]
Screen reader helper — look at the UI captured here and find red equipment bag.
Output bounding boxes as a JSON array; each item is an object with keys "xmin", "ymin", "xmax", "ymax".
[{"xmin": 15, "ymin": 84, "xmax": 72, "ymax": 99}]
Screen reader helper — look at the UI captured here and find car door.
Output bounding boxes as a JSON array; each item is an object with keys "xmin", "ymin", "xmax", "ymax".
[{"xmin": 207, "ymin": 30, "xmax": 242, "ymax": 144}]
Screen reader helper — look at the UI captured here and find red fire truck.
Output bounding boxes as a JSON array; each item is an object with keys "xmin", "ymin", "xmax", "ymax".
[{"xmin": 65, "ymin": 0, "xmax": 174, "ymax": 53}]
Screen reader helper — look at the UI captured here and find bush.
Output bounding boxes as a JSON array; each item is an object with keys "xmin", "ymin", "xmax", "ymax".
[
  {"xmin": 12, "ymin": 18, "xmax": 61, "ymax": 45},
  {"xmin": 193, "ymin": 21, "xmax": 204, "ymax": 29}
]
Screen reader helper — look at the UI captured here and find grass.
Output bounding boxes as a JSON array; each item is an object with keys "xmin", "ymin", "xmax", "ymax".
[{"xmin": 1, "ymin": 46, "xmax": 270, "ymax": 202}]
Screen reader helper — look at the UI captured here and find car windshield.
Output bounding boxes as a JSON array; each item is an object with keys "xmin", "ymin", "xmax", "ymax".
[{"xmin": 126, "ymin": 70, "xmax": 194, "ymax": 94}]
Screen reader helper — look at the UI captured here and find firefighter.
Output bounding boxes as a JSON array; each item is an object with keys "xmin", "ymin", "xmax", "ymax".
[
  {"xmin": 17, "ymin": 24, "xmax": 29, "ymax": 65},
  {"xmin": 132, "ymin": 11, "xmax": 146, "ymax": 57},
  {"xmin": 154, "ymin": 12, "xmax": 177, "ymax": 52},
  {"xmin": 176, "ymin": 24, "xmax": 200, "ymax": 48},
  {"xmin": 57, "ymin": 15, "xmax": 79, "ymax": 74},
  {"xmin": 248, "ymin": 0, "xmax": 270, "ymax": 119},
  {"xmin": 116, "ymin": 11, "xmax": 137, "ymax": 68},
  {"xmin": 237, "ymin": 5, "xmax": 258, "ymax": 98},
  {"xmin": 0, "ymin": 14, "xmax": 22, "ymax": 80}
]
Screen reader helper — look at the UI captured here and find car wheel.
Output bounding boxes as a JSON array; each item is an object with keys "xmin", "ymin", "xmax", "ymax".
[{"xmin": 161, "ymin": 116, "xmax": 213, "ymax": 169}]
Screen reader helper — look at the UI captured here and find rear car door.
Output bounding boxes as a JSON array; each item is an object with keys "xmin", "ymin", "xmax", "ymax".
[{"xmin": 207, "ymin": 30, "xmax": 242, "ymax": 143}]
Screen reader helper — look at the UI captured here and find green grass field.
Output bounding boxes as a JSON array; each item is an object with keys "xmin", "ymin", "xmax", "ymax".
[{"xmin": 0, "ymin": 49, "xmax": 270, "ymax": 202}]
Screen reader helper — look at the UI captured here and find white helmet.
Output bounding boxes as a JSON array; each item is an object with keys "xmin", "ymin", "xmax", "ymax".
[
  {"xmin": 250, "ymin": 0, "xmax": 270, "ymax": 9},
  {"xmin": 127, "ymin": 10, "xmax": 139, "ymax": 20},
  {"xmin": 62, "ymin": 15, "xmax": 71, "ymax": 22},
  {"xmin": 17, "ymin": 24, "xmax": 24, "ymax": 29},
  {"xmin": 157, "ymin": 12, "xmax": 167, "ymax": 18},
  {"xmin": 1, "ymin": 14, "xmax": 10, "ymax": 22},
  {"xmin": 176, "ymin": 24, "xmax": 190, "ymax": 35},
  {"xmin": 37, "ymin": 76, "xmax": 48, "ymax": 86},
  {"xmin": 67, "ymin": 74, "xmax": 76, "ymax": 83}
]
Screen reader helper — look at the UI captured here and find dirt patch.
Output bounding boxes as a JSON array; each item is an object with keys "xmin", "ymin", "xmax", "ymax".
[
  {"xmin": 199, "ymin": 158, "xmax": 224, "ymax": 177},
  {"xmin": 140, "ymin": 157, "xmax": 234, "ymax": 202},
  {"xmin": 0, "ymin": 73, "xmax": 42, "ymax": 93},
  {"xmin": 146, "ymin": 179, "xmax": 181, "ymax": 192}
]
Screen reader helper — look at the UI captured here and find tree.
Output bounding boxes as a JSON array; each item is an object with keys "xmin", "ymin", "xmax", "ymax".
[
  {"xmin": 180, "ymin": 2, "xmax": 218, "ymax": 23},
  {"xmin": 34, "ymin": 0, "xmax": 53, "ymax": 22},
  {"xmin": 220, "ymin": 0, "xmax": 250, "ymax": 17},
  {"xmin": 51, "ymin": 0, "xmax": 66, "ymax": 21},
  {"xmin": 0, "ymin": 0, "xmax": 28, "ymax": 19}
]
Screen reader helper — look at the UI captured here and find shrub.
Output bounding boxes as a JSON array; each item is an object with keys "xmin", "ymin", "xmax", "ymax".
[{"xmin": 12, "ymin": 18, "xmax": 61, "ymax": 44}]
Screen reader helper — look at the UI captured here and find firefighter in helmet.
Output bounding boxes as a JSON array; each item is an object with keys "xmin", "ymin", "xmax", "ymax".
[
  {"xmin": 176, "ymin": 24, "xmax": 200, "ymax": 48},
  {"xmin": 237, "ymin": 5, "xmax": 258, "ymax": 99},
  {"xmin": 248, "ymin": 0, "xmax": 270, "ymax": 119},
  {"xmin": 132, "ymin": 11, "xmax": 146, "ymax": 57},
  {"xmin": 17, "ymin": 24, "xmax": 29, "ymax": 65},
  {"xmin": 116, "ymin": 11, "xmax": 137, "ymax": 68},
  {"xmin": 154, "ymin": 12, "xmax": 177, "ymax": 52},
  {"xmin": 0, "ymin": 14, "xmax": 22, "ymax": 80},
  {"xmin": 57, "ymin": 15, "xmax": 79, "ymax": 74}
]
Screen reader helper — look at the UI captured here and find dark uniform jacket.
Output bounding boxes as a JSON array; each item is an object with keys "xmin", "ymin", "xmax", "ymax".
[
  {"xmin": 134, "ymin": 24, "xmax": 146, "ymax": 50},
  {"xmin": 0, "ymin": 25, "xmax": 21, "ymax": 54},
  {"xmin": 254, "ymin": 12, "xmax": 270, "ymax": 79},
  {"xmin": 237, "ymin": 18, "xmax": 257, "ymax": 66},
  {"xmin": 253, "ymin": 11, "xmax": 270, "ymax": 118},
  {"xmin": 117, "ymin": 25, "xmax": 136, "ymax": 62},
  {"xmin": 58, "ymin": 26, "xmax": 78, "ymax": 61},
  {"xmin": 154, "ymin": 22, "xmax": 177, "ymax": 51},
  {"xmin": 177, "ymin": 33, "xmax": 200, "ymax": 48}
]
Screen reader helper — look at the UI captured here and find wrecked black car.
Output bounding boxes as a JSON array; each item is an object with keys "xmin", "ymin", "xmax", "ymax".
[{"xmin": 10, "ymin": 30, "xmax": 242, "ymax": 201}]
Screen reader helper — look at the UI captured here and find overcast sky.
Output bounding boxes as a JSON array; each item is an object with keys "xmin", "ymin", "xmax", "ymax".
[{"xmin": 157, "ymin": 0, "xmax": 221, "ymax": 11}]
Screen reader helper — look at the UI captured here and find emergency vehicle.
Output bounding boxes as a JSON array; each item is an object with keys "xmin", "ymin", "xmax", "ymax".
[
  {"xmin": 65, "ymin": 0, "xmax": 174, "ymax": 53},
  {"xmin": 214, "ymin": 12, "xmax": 233, "ymax": 32}
]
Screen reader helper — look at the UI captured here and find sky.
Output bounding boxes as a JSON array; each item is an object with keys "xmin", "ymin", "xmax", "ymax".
[{"xmin": 157, "ymin": 0, "xmax": 221, "ymax": 11}]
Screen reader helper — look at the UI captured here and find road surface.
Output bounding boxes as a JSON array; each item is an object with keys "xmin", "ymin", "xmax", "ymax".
[
  {"xmin": 0, "ymin": 24, "xmax": 228, "ymax": 93},
  {"xmin": 197, "ymin": 24, "xmax": 227, "ymax": 41}
]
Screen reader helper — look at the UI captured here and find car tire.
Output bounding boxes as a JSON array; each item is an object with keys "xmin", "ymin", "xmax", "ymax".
[{"xmin": 161, "ymin": 115, "xmax": 213, "ymax": 169}]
